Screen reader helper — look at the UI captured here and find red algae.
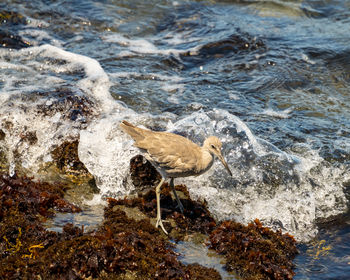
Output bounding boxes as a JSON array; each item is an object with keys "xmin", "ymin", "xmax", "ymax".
[
  {"xmin": 0, "ymin": 154, "xmax": 299, "ymax": 280},
  {"xmin": 209, "ymin": 219, "xmax": 298, "ymax": 280},
  {"xmin": 0, "ymin": 173, "xmax": 81, "ymax": 217},
  {"xmin": 109, "ymin": 183, "xmax": 217, "ymax": 238},
  {"xmin": 0, "ymin": 173, "xmax": 222, "ymax": 279},
  {"xmin": 0, "ymin": 173, "xmax": 81, "ymax": 279},
  {"xmin": 111, "ymin": 183, "xmax": 298, "ymax": 279}
]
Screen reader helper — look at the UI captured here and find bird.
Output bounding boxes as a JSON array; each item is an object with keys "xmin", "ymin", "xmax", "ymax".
[{"xmin": 120, "ymin": 120, "xmax": 232, "ymax": 234}]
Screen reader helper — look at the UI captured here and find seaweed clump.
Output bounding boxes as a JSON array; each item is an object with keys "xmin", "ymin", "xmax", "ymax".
[
  {"xmin": 95, "ymin": 198, "xmax": 221, "ymax": 279},
  {"xmin": 0, "ymin": 173, "xmax": 221, "ymax": 279},
  {"xmin": 35, "ymin": 207, "xmax": 220, "ymax": 280},
  {"xmin": 0, "ymin": 173, "xmax": 82, "ymax": 278},
  {"xmin": 123, "ymin": 156, "xmax": 299, "ymax": 279},
  {"xmin": 110, "ymin": 182, "xmax": 217, "ymax": 239},
  {"xmin": 1, "ymin": 154, "xmax": 299, "ymax": 279},
  {"xmin": 209, "ymin": 219, "xmax": 298, "ymax": 280},
  {"xmin": 109, "ymin": 180, "xmax": 298, "ymax": 279},
  {"xmin": 0, "ymin": 173, "xmax": 81, "ymax": 218}
]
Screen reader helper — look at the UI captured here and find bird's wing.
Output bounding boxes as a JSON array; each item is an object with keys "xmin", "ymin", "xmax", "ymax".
[{"xmin": 134, "ymin": 132, "xmax": 202, "ymax": 175}]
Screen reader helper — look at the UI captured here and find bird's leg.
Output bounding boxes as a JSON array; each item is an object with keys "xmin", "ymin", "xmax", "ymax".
[
  {"xmin": 155, "ymin": 178, "xmax": 168, "ymax": 234},
  {"xmin": 170, "ymin": 178, "xmax": 184, "ymax": 213}
]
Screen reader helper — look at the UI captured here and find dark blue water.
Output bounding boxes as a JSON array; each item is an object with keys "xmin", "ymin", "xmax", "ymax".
[
  {"xmin": 1, "ymin": 0, "xmax": 350, "ymax": 278},
  {"xmin": 295, "ymin": 213, "xmax": 350, "ymax": 279}
]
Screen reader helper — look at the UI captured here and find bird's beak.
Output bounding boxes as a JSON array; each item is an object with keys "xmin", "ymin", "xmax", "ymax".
[{"xmin": 218, "ymin": 153, "xmax": 233, "ymax": 177}]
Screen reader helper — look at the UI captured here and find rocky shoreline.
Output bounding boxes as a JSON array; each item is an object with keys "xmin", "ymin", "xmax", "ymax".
[{"xmin": 0, "ymin": 154, "xmax": 298, "ymax": 279}]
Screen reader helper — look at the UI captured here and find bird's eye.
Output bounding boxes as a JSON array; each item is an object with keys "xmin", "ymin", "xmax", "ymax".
[{"xmin": 211, "ymin": 144, "xmax": 216, "ymax": 149}]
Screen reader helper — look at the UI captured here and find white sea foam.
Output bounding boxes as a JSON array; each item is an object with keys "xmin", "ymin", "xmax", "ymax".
[
  {"xmin": 103, "ymin": 33, "xmax": 194, "ymax": 57},
  {"xmin": 0, "ymin": 44, "xmax": 113, "ymax": 107},
  {"xmin": 301, "ymin": 53, "xmax": 316, "ymax": 65},
  {"xmin": 79, "ymin": 110, "xmax": 139, "ymax": 197},
  {"xmin": 168, "ymin": 110, "xmax": 347, "ymax": 241},
  {"xmin": 0, "ymin": 44, "xmax": 114, "ymax": 175},
  {"xmin": 19, "ymin": 29, "xmax": 64, "ymax": 47},
  {"xmin": 78, "ymin": 111, "xmax": 178, "ymax": 198},
  {"xmin": 261, "ymin": 107, "xmax": 293, "ymax": 119}
]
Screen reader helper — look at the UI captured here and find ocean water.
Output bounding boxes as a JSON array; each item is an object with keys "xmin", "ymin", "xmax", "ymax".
[{"xmin": 1, "ymin": 0, "xmax": 350, "ymax": 278}]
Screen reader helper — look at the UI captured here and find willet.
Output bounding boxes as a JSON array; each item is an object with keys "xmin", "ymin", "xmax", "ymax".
[{"xmin": 120, "ymin": 120, "xmax": 232, "ymax": 234}]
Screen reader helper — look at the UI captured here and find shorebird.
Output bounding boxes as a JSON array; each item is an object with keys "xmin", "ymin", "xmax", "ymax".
[{"xmin": 120, "ymin": 120, "xmax": 232, "ymax": 234}]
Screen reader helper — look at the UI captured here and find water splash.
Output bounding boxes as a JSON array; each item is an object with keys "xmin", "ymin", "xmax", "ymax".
[
  {"xmin": 0, "ymin": 45, "xmax": 111, "ymax": 175},
  {"xmin": 79, "ymin": 107, "xmax": 348, "ymax": 241}
]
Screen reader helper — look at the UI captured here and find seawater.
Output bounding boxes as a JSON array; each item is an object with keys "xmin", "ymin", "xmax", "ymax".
[{"xmin": 1, "ymin": 0, "xmax": 350, "ymax": 278}]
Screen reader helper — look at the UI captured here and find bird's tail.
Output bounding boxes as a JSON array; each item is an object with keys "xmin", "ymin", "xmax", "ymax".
[{"xmin": 120, "ymin": 120, "xmax": 145, "ymax": 141}]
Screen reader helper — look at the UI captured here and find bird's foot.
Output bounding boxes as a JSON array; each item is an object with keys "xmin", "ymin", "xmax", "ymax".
[{"xmin": 156, "ymin": 217, "xmax": 168, "ymax": 235}]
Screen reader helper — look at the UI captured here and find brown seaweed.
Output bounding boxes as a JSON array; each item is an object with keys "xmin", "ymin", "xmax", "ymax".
[
  {"xmin": 0, "ymin": 174, "xmax": 221, "ymax": 279},
  {"xmin": 209, "ymin": 219, "xmax": 298, "ymax": 280}
]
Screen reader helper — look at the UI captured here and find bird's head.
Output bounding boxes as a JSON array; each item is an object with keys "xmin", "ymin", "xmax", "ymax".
[{"xmin": 204, "ymin": 136, "xmax": 232, "ymax": 176}]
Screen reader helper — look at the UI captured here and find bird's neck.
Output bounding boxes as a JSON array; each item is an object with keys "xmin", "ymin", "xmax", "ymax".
[{"xmin": 198, "ymin": 148, "xmax": 214, "ymax": 174}]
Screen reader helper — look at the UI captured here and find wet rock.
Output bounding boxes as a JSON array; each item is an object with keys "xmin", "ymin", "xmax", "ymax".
[
  {"xmin": 161, "ymin": 32, "xmax": 266, "ymax": 70},
  {"xmin": 34, "ymin": 87, "xmax": 97, "ymax": 122},
  {"xmin": 0, "ymin": 10, "xmax": 27, "ymax": 25},
  {"xmin": 178, "ymin": 32, "xmax": 266, "ymax": 68},
  {"xmin": 130, "ymin": 154, "xmax": 161, "ymax": 189},
  {"xmin": 0, "ymin": 10, "xmax": 30, "ymax": 49},
  {"xmin": 48, "ymin": 139, "xmax": 98, "ymax": 205},
  {"xmin": 193, "ymin": 33, "xmax": 265, "ymax": 57},
  {"xmin": 0, "ymin": 29, "xmax": 30, "ymax": 49},
  {"xmin": 51, "ymin": 140, "xmax": 90, "ymax": 177}
]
